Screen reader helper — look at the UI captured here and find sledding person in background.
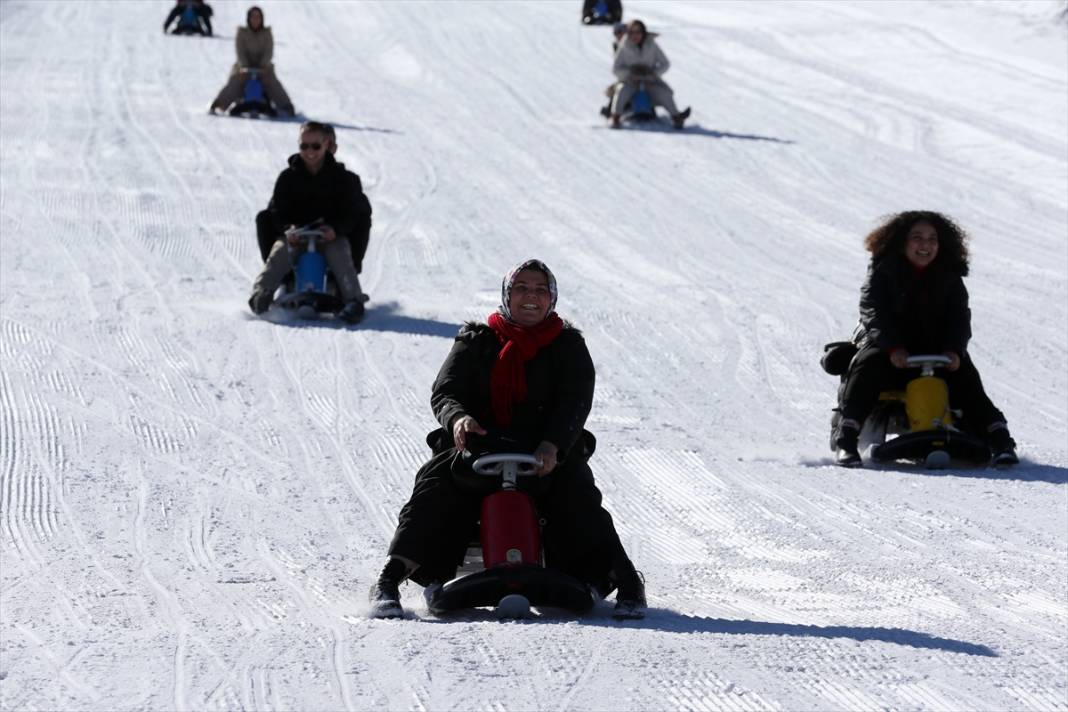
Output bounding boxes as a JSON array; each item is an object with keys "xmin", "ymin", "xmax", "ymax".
[
  {"xmin": 831, "ymin": 211, "xmax": 1018, "ymax": 467},
  {"xmin": 248, "ymin": 121, "xmax": 365, "ymax": 322},
  {"xmin": 255, "ymin": 124, "xmax": 373, "ymax": 282},
  {"xmin": 599, "ymin": 22, "xmax": 629, "ymax": 119},
  {"xmin": 582, "ymin": 0, "xmax": 623, "ymax": 25},
  {"xmin": 369, "ymin": 260, "xmax": 647, "ymax": 619},
  {"xmin": 163, "ymin": 0, "xmax": 213, "ymax": 36},
  {"xmin": 609, "ymin": 20, "xmax": 691, "ymax": 129},
  {"xmin": 209, "ymin": 6, "xmax": 294, "ymax": 116}
]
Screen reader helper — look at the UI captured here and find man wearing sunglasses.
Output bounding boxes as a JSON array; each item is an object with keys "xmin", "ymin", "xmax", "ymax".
[
  {"xmin": 249, "ymin": 121, "xmax": 366, "ymax": 323},
  {"xmin": 254, "ymin": 125, "xmax": 373, "ymax": 279}
]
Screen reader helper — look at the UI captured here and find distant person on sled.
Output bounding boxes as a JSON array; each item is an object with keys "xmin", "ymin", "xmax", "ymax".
[
  {"xmin": 599, "ymin": 22, "xmax": 629, "ymax": 119},
  {"xmin": 368, "ymin": 260, "xmax": 647, "ymax": 619},
  {"xmin": 582, "ymin": 0, "xmax": 623, "ymax": 25},
  {"xmin": 255, "ymin": 124, "xmax": 373, "ymax": 279},
  {"xmin": 209, "ymin": 6, "xmax": 294, "ymax": 116},
  {"xmin": 609, "ymin": 20, "xmax": 690, "ymax": 129},
  {"xmin": 163, "ymin": 0, "xmax": 213, "ymax": 36},
  {"xmin": 248, "ymin": 121, "xmax": 365, "ymax": 323},
  {"xmin": 828, "ymin": 211, "xmax": 1018, "ymax": 467}
]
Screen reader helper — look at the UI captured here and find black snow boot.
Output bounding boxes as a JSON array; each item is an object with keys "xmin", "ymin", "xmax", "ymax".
[
  {"xmin": 834, "ymin": 419, "xmax": 862, "ymax": 468},
  {"xmin": 248, "ymin": 291, "xmax": 272, "ymax": 316},
  {"xmin": 611, "ymin": 557, "xmax": 647, "ymax": 620},
  {"xmin": 339, "ymin": 300, "xmax": 366, "ymax": 324},
  {"xmin": 672, "ymin": 106, "xmax": 691, "ymax": 129},
  {"xmin": 987, "ymin": 425, "xmax": 1018, "ymax": 466},
  {"xmin": 368, "ymin": 558, "xmax": 408, "ymax": 619}
]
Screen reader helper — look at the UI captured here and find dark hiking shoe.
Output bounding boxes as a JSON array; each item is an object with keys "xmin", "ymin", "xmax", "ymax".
[
  {"xmin": 368, "ymin": 558, "xmax": 407, "ymax": 619},
  {"xmin": 248, "ymin": 291, "xmax": 271, "ymax": 315},
  {"xmin": 835, "ymin": 447, "xmax": 862, "ymax": 468},
  {"xmin": 672, "ymin": 107, "xmax": 691, "ymax": 129},
  {"xmin": 338, "ymin": 300, "xmax": 365, "ymax": 324},
  {"xmin": 611, "ymin": 561, "xmax": 646, "ymax": 620},
  {"xmin": 610, "ymin": 114, "xmax": 622, "ymax": 129},
  {"xmin": 834, "ymin": 420, "xmax": 861, "ymax": 468},
  {"xmin": 988, "ymin": 426, "xmax": 1018, "ymax": 467}
]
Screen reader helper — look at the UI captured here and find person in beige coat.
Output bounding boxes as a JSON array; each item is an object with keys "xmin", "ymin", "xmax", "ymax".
[
  {"xmin": 609, "ymin": 20, "xmax": 690, "ymax": 129},
  {"xmin": 209, "ymin": 6, "xmax": 294, "ymax": 116}
]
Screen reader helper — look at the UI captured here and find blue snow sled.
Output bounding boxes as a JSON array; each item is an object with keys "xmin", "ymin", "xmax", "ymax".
[
  {"xmin": 228, "ymin": 69, "xmax": 277, "ymax": 117},
  {"xmin": 629, "ymin": 84, "xmax": 655, "ymax": 121},
  {"xmin": 274, "ymin": 229, "xmax": 344, "ymax": 318}
]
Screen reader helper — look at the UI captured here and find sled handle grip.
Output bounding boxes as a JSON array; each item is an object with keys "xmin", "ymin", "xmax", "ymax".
[
  {"xmin": 287, "ymin": 227, "xmax": 324, "ymax": 238},
  {"xmin": 906, "ymin": 354, "xmax": 952, "ymax": 377},
  {"xmin": 471, "ymin": 453, "xmax": 541, "ymax": 477}
]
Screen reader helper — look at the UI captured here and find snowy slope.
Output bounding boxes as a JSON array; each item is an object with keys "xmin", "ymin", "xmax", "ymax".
[{"xmin": 1, "ymin": 0, "xmax": 1066, "ymax": 709}]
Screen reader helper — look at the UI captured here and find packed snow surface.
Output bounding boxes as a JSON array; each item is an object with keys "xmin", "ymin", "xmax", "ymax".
[{"xmin": 2, "ymin": 1, "xmax": 1066, "ymax": 710}]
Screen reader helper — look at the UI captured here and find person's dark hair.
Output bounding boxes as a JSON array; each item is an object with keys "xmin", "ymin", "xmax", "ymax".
[
  {"xmin": 627, "ymin": 19, "xmax": 647, "ymax": 43},
  {"xmin": 299, "ymin": 120, "xmax": 331, "ymax": 136},
  {"xmin": 863, "ymin": 210, "xmax": 970, "ymax": 275},
  {"xmin": 246, "ymin": 5, "xmax": 263, "ymax": 27}
]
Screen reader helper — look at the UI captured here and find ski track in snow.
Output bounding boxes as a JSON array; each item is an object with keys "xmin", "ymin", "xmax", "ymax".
[{"xmin": 1, "ymin": 1, "xmax": 1066, "ymax": 710}]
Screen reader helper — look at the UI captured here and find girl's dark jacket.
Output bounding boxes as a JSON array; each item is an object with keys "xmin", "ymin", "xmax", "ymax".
[
  {"xmin": 428, "ymin": 321, "xmax": 596, "ymax": 461},
  {"xmin": 268, "ymin": 153, "xmax": 357, "ymax": 237},
  {"xmin": 854, "ymin": 253, "xmax": 971, "ymax": 355}
]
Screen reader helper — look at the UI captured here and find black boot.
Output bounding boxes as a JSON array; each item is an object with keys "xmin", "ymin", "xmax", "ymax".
[
  {"xmin": 611, "ymin": 556, "xmax": 646, "ymax": 620},
  {"xmin": 987, "ymin": 425, "xmax": 1018, "ymax": 466},
  {"xmin": 672, "ymin": 106, "xmax": 691, "ymax": 129},
  {"xmin": 248, "ymin": 291, "xmax": 272, "ymax": 315},
  {"xmin": 368, "ymin": 558, "xmax": 408, "ymax": 619},
  {"xmin": 338, "ymin": 300, "xmax": 365, "ymax": 324},
  {"xmin": 834, "ymin": 419, "xmax": 861, "ymax": 468}
]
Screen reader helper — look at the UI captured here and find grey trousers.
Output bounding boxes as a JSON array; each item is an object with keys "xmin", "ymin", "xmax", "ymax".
[
  {"xmin": 252, "ymin": 239, "xmax": 362, "ymax": 303},
  {"xmin": 212, "ymin": 67, "xmax": 294, "ymax": 113},
  {"xmin": 612, "ymin": 79, "xmax": 680, "ymax": 117}
]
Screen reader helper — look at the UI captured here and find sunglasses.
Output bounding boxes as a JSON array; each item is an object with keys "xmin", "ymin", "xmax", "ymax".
[{"xmin": 299, "ymin": 142, "xmax": 323, "ymax": 151}]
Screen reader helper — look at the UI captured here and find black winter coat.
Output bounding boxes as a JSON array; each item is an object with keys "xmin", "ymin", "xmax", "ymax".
[
  {"xmin": 429, "ymin": 322, "xmax": 596, "ymax": 461},
  {"xmin": 855, "ymin": 253, "xmax": 971, "ymax": 355},
  {"xmin": 342, "ymin": 163, "xmax": 373, "ymax": 229},
  {"xmin": 268, "ymin": 153, "xmax": 358, "ymax": 237}
]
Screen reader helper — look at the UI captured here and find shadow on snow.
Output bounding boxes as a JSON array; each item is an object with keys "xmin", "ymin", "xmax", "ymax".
[
  {"xmin": 209, "ymin": 111, "xmax": 399, "ymax": 134},
  {"xmin": 596, "ymin": 121, "xmax": 794, "ymax": 143},
  {"xmin": 413, "ymin": 607, "xmax": 995, "ymax": 657},
  {"xmin": 591, "ymin": 611, "xmax": 998, "ymax": 657},
  {"xmin": 803, "ymin": 457, "xmax": 1068, "ymax": 485},
  {"xmin": 257, "ymin": 301, "xmax": 459, "ymax": 338}
]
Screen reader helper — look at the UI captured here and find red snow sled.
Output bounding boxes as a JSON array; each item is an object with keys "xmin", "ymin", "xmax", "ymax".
[{"xmin": 426, "ymin": 452, "xmax": 596, "ymax": 618}]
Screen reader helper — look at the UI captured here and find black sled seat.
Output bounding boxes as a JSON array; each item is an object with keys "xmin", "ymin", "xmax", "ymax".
[{"xmin": 428, "ymin": 565, "xmax": 595, "ymax": 615}]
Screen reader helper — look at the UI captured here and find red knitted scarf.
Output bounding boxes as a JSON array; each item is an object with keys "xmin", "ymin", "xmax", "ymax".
[{"xmin": 487, "ymin": 312, "xmax": 564, "ymax": 426}]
